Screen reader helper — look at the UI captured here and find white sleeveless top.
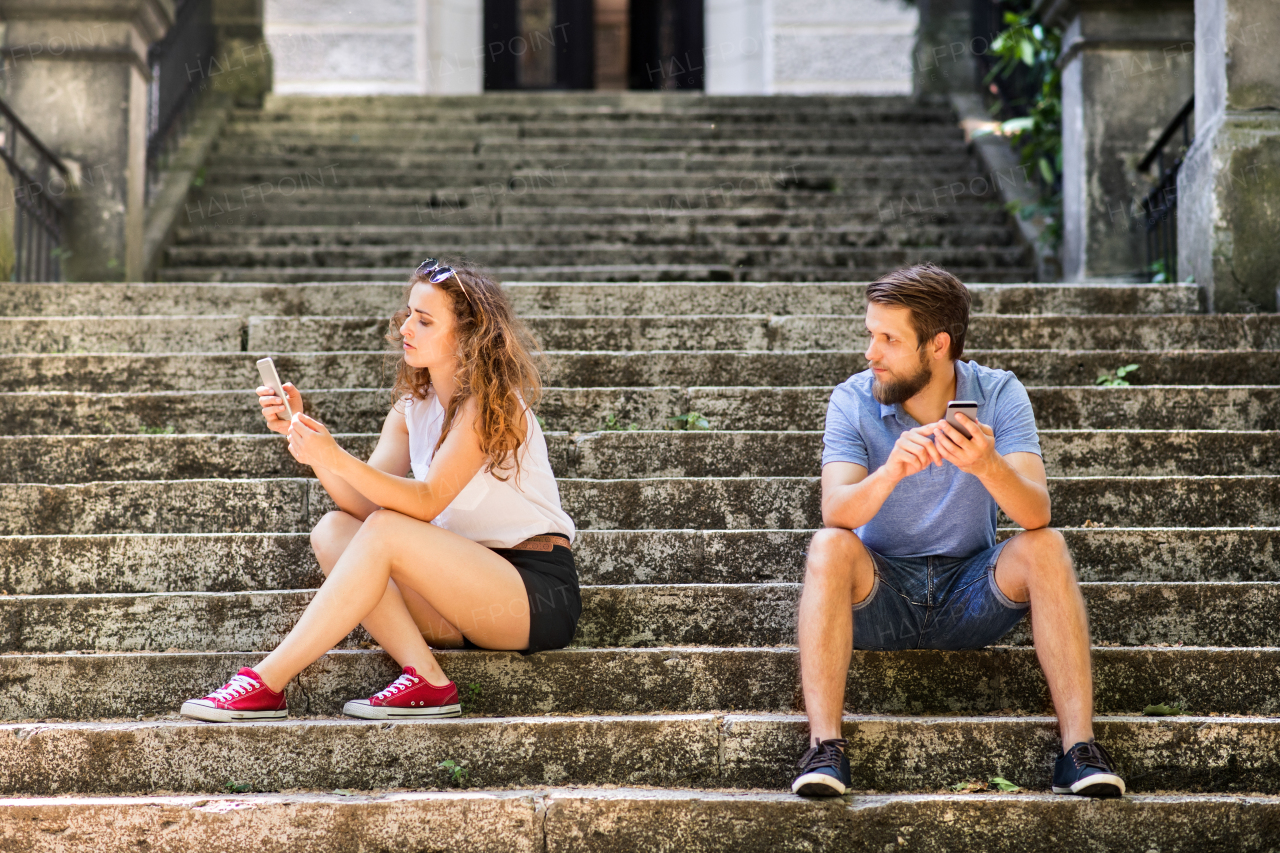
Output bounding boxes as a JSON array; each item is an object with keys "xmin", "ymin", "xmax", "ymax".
[{"xmin": 402, "ymin": 389, "xmax": 575, "ymax": 549}]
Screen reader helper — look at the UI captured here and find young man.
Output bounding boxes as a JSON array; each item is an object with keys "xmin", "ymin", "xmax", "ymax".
[{"xmin": 791, "ymin": 263, "xmax": 1124, "ymax": 799}]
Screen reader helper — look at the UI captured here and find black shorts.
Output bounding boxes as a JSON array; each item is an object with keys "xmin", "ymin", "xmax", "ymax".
[{"xmin": 460, "ymin": 536, "xmax": 581, "ymax": 655}]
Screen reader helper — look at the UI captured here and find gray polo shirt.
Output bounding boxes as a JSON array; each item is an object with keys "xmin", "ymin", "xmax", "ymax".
[{"xmin": 821, "ymin": 359, "xmax": 1043, "ymax": 559}]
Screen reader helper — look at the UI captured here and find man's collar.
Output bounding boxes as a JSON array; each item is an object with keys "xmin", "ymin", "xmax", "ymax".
[{"xmin": 877, "ymin": 360, "xmax": 984, "ymax": 423}]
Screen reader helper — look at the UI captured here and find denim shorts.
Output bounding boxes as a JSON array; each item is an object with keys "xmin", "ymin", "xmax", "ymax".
[{"xmin": 852, "ymin": 539, "xmax": 1029, "ymax": 651}]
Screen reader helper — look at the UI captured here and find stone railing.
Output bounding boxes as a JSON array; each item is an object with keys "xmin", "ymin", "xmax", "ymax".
[
  {"xmin": 146, "ymin": 0, "xmax": 216, "ymax": 204},
  {"xmin": 1138, "ymin": 96, "xmax": 1194, "ymax": 283},
  {"xmin": 0, "ymin": 98, "xmax": 71, "ymax": 282}
]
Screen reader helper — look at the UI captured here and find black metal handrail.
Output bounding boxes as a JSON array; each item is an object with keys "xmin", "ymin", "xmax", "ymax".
[
  {"xmin": 1139, "ymin": 96, "xmax": 1194, "ymax": 282},
  {"xmin": 0, "ymin": 97, "xmax": 71, "ymax": 281},
  {"xmin": 146, "ymin": 0, "xmax": 215, "ymax": 200}
]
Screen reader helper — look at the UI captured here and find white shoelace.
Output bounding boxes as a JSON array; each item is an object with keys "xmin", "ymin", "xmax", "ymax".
[
  {"xmin": 373, "ymin": 672, "xmax": 420, "ymax": 701},
  {"xmin": 207, "ymin": 674, "xmax": 259, "ymax": 701}
]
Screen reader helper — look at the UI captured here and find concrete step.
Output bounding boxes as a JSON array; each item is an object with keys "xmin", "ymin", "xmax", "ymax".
[
  {"xmin": 0, "ymin": 350, "xmax": 1273, "ymax": 393},
  {"xmin": 161, "ymin": 245, "xmax": 1032, "ymax": 272},
  {"xmin": 3, "ymin": 385, "xmax": 1275, "ymax": 436},
  {"xmin": 0, "ymin": 789, "xmax": 1272, "ymax": 853},
  {"xmin": 0, "ymin": 712, "xmax": 1274, "ymax": 795},
  {"xmin": 182, "ymin": 185, "xmax": 995, "ymax": 211},
  {"xmin": 214, "ymin": 136, "xmax": 974, "ymax": 160},
  {"xmin": 200, "ymin": 152, "xmax": 979, "ymax": 174},
  {"xmin": 0, "ymin": 282, "xmax": 1200, "ymax": 318},
  {"xmin": 216, "ymin": 122, "xmax": 967, "ymax": 143},
  {"xmin": 2, "ymin": 644, "xmax": 1277, "ymax": 720},
  {"xmin": 2, "ymin": 581, "xmax": 1272, "ymax": 654},
  {"xmin": 15, "ymin": 312, "xmax": 1275, "ymax": 357},
  {"xmin": 1, "ymin": 475, "xmax": 1276, "ymax": 536},
  {"xmin": 2, "ymin": 430, "xmax": 1276, "ymax": 485},
  {"xmin": 172, "ymin": 202, "xmax": 1015, "ymax": 228},
  {"xmin": 174, "ymin": 223, "xmax": 1019, "ymax": 249},
  {"xmin": 195, "ymin": 166, "xmax": 991, "ymax": 193},
  {"xmin": 1, "ymin": 527, "xmax": 1276, "ymax": 595}
]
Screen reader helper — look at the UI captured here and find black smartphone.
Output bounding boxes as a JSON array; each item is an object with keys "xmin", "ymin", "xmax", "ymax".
[{"xmin": 945, "ymin": 400, "xmax": 979, "ymax": 440}]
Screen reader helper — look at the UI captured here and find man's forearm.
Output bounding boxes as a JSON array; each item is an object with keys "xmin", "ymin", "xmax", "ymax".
[
  {"xmin": 976, "ymin": 455, "xmax": 1051, "ymax": 529},
  {"xmin": 822, "ymin": 466, "xmax": 900, "ymax": 530}
]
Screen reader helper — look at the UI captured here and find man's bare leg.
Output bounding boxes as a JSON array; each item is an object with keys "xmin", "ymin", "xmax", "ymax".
[
  {"xmin": 993, "ymin": 527, "xmax": 1094, "ymax": 748},
  {"xmin": 798, "ymin": 527, "xmax": 877, "ymax": 746}
]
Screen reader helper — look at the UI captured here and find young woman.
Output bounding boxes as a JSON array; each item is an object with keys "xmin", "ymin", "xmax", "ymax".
[{"xmin": 181, "ymin": 259, "xmax": 579, "ymax": 721}]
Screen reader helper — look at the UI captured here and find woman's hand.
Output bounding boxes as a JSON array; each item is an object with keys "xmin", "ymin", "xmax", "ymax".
[
  {"xmin": 258, "ymin": 382, "xmax": 303, "ymax": 435},
  {"xmin": 287, "ymin": 412, "xmax": 342, "ymax": 470}
]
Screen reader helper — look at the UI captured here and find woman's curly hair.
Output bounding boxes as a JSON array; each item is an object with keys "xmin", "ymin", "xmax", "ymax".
[{"xmin": 384, "ymin": 261, "xmax": 542, "ymax": 482}]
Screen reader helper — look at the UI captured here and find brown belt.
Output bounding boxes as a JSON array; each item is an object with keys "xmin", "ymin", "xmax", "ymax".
[{"xmin": 507, "ymin": 534, "xmax": 571, "ymax": 552}]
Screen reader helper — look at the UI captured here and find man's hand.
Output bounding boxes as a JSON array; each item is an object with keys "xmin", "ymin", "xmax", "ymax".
[
  {"xmin": 883, "ymin": 424, "xmax": 945, "ymax": 482},
  {"xmin": 933, "ymin": 413, "xmax": 998, "ymax": 477}
]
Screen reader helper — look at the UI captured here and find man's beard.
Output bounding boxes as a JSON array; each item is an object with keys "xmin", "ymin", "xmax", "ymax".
[{"xmin": 871, "ymin": 351, "xmax": 933, "ymax": 405}]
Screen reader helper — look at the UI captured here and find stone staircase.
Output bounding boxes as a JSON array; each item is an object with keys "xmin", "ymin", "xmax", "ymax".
[
  {"xmin": 157, "ymin": 92, "xmax": 1035, "ymax": 283},
  {"xmin": 2, "ymin": 276, "xmax": 1280, "ymax": 849}
]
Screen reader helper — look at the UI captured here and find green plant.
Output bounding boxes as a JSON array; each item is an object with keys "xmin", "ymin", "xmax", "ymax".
[
  {"xmin": 191, "ymin": 167, "xmax": 206, "ymax": 188},
  {"xmin": 536, "ymin": 414, "xmax": 547, "ymax": 430},
  {"xmin": 460, "ymin": 682, "xmax": 483, "ymax": 714},
  {"xmin": 1096, "ymin": 364, "xmax": 1140, "ymax": 387},
  {"xmin": 602, "ymin": 413, "xmax": 639, "ymax": 431},
  {"xmin": 137, "ymin": 425, "xmax": 176, "ymax": 434},
  {"xmin": 224, "ymin": 782, "xmax": 253, "ymax": 793},
  {"xmin": 437, "ymin": 758, "xmax": 469, "ymax": 787},
  {"xmin": 1143, "ymin": 702, "xmax": 1183, "ymax": 716},
  {"xmin": 669, "ymin": 411, "xmax": 710, "ymax": 431},
  {"xmin": 1148, "ymin": 258, "xmax": 1169, "ymax": 283},
  {"xmin": 976, "ymin": 4, "xmax": 1063, "ymax": 250},
  {"xmin": 989, "ymin": 776, "xmax": 1022, "ymax": 792}
]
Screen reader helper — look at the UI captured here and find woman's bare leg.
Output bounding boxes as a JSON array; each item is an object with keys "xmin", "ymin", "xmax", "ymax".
[
  {"xmin": 311, "ymin": 511, "xmax": 467, "ymax": 661},
  {"xmin": 254, "ymin": 509, "xmax": 530, "ymax": 693}
]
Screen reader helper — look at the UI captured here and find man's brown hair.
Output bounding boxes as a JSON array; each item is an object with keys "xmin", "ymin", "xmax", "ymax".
[{"xmin": 865, "ymin": 263, "xmax": 971, "ymax": 360}]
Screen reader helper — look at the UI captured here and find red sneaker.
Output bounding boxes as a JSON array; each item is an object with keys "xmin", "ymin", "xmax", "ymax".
[
  {"xmin": 180, "ymin": 667, "xmax": 288, "ymax": 722},
  {"xmin": 342, "ymin": 666, "xmax": 461, "ymax": 719}
]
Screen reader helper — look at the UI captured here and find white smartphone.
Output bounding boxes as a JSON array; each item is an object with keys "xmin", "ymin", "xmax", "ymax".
[
  {"xmin": 945, "ymin": 400, "xmax": 979, "ymax": 440},
  {"xmin": 256, "ymin": 356, "xmax": 295, "ymax": 421}
]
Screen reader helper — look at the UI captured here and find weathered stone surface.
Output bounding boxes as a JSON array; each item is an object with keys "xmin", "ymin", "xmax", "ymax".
[
  {"xmin": 3, "ymin": 349, "xmax": 1275, "ymax": 394},
  {"xmin": 2, "ymin": 527, "xmax": 1275, "ymax": 598},
  {"xmin": 0, "ymin": 712, "xmax": 1275, "ymax": 795},
  {"xmin": 8, "ymin": 428, "xmax": 1275, "ymax": 484},
  {"xmin": 6, "ymin": 645, "xmax": 1280, "ymax": 721},
  {"xmin": 1, "ymin": 790, "xmax": 1279, "ymax": 853},
  {"xmin": 0, "ymin": 282, "xmax": 1201, "ymax": 319},
  {"xmin": 722, "ymin": 714, "xmax": 1280, "ymax": 793},
  {"xmin": 0, "ymin": 791, "xmax": 542, "ymax": 853},
  {"xmin": 0, "ymin": 714, "xmax": 722, "ymax": 794},
  {"xmin": 3, "ymin": 475, "xmax": 1277, "ymax": 535},
  {"xmin": 3, "ymin": 580, "xmax": 1275, "ymax": 654}
]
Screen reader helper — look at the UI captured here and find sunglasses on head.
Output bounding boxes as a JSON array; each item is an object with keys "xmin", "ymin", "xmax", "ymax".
[{"xmin": 416, "ymin": 258, "xmax": 472, "ymax": 306}]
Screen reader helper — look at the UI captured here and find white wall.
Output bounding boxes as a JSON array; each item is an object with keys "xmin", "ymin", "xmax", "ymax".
[
  {"xmin": 265, "ymin": 0, "xmax": 482, "ymax": 95},
  {"xmin": 266, "ymin": 0, "xmax": 913, "ymax": 96},
  {"xmin": 707, "ymin": 0, "xmax": 918, "ymax": 95}
]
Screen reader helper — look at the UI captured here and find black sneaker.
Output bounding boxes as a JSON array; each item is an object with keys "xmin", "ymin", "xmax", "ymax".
[
  {"xmin": 1052, "ymin": 739, "xmax": 1126, "ymax": 797},
  {"xmin": 791, "ymin": 737, "xmax": 851, "ymax": 796}
]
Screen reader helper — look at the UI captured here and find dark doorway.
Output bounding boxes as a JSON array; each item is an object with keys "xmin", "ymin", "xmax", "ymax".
[
  {"xmin": 484, "ymin": 0, "xmax": 596, "ymax": 90},
  {"xmin": 628, "ymin": 0, "xmax": 704, "ymax": 90}
]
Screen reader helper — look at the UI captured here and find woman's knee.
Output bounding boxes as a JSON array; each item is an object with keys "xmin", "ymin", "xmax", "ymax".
[{"xmin": 310, "ymin": 510, "xmax": 359, "ymax": 574}]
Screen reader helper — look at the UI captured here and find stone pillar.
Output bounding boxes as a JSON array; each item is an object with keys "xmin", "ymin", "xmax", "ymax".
[
  {"xmin": 1178, "ymin": 0, "xmax": 1280, "ymax": 312},
  {"xmin": 1040, "ymin": 0, "xmax": 1195, "ymax": 282},
  {"xmin": 0, "ymin": 0, "xmax": 172, "ymax": 282},
  {"xmin": 913, "ymin": 0, "xmax": 978, "ymax": 103}
]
